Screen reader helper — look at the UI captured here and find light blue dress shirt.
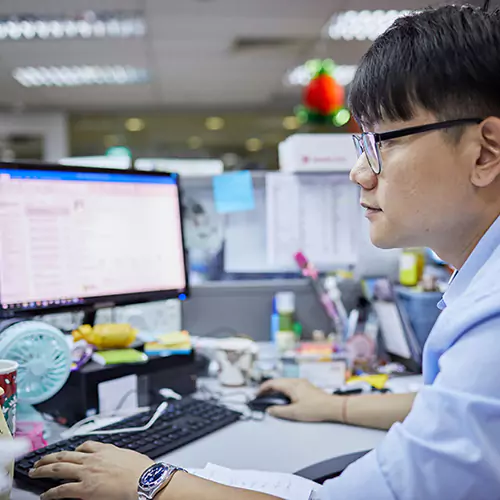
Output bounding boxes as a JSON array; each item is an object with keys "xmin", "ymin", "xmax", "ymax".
[{"xmin": 320, "ymin": 215, "xmax": 500, "ymax": 499}]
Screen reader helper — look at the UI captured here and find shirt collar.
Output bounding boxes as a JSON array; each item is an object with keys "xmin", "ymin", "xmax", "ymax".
[{"xmin": 439, "ymin": 215, "xmax": 500, "ymax": 310}]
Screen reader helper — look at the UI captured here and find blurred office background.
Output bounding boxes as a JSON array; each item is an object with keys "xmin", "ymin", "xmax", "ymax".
[{"xmin": 0, "ymin": 0, "xmax": 455, "ymax": 287}]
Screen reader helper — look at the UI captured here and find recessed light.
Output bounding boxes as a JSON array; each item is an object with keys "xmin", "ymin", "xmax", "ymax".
[
  {"xmin": 13, "ymin": 65, "xmax": 149, "ymax": 87},
  {"xmin": 325, "ymin": 10, "xmax": 412, "ymax": 41},
  {"xmin": 284, "ymin": 63, "xmax": 357, "ymax": 87},
  {"xmin": 283, "ymin": 116, "xmax": 300, "ymax": 131},
  {"xmin": 125, "ymin": 118, "xmax": 145, "ymax": 132},
  {"xmin": 245, "ymin": 138, "xmax": 263, "ymax": 152},
  {"xmin": 0, "ymin": 13, "xmax": 146, "ymax": 41},
  {"xmin": 205, "ymin": 117, "xmax": 225, "ymax": 131},
  {"xmin": 187, "ymin": 136, "xmax": 203, "ymax": 149}
]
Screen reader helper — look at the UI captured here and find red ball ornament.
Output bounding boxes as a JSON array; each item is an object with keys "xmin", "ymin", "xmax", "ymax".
[{"xmin": 303, "ymin": 68, "xmax": 345, "ymax": 116}]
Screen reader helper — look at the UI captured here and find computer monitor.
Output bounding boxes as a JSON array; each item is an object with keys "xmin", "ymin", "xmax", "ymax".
[{"xmin": 0, "ymin": 162, "xmax": 189, "ymax": 318}]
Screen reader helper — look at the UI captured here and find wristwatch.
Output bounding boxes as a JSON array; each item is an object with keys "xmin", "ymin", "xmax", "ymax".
[{"xmin": 138, "ymin": 462, "xmax": 186, "ymax": 500}]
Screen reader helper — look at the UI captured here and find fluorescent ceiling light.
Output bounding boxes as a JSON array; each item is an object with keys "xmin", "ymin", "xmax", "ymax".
[
  {"xmin": 326, "ymin": 10, "xmax": 412, "ymax": 41},
  {"xmin": 13, "ymin": 65, "xmax": 149, "ymax": 87},
  {"xmin": 284, "ymin": 63, "xmax": 358, "ymax": 87},
  {"xmin": 0, "ymin": 12, "xmax": 145, "ymax": 41}
]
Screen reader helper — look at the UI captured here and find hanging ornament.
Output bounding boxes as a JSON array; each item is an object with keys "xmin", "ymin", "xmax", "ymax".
[{"xmin": 295, "ymin": 59, "xmax": 350, "ymax": 127}]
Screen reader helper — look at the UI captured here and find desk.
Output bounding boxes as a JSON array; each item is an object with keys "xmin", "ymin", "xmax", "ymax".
[
  {"xmin": 11, "ymin": 374, "xmax": 420, "ymax": 500},
  {"xmin": 12, "ymin": 421, "xmax": 385, "ymax": 500}
]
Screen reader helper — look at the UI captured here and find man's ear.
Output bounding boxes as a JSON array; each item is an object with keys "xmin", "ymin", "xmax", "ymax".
[{"xmin": 472, "ymin": 117, "xmax": 500, "ymax": 188}]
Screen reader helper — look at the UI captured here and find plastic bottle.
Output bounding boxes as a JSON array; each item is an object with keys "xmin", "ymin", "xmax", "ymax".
[
  {"xmin": 275, "ymin": 292, "xmax": 296, "ymax": 353},
  {"xmin": 399, "ymin": 248, "xmax": 425, "ymax": 286}
]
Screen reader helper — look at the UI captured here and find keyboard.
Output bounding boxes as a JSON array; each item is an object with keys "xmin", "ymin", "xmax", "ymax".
[{"xmin": 15, "ymin": 397, "xmax": 241, "ymax": 493}]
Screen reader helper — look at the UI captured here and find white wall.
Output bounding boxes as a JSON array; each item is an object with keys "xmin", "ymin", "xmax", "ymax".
[{"xmin": 0, "ymin": 112, "xmax": 69, "ymax": 162}]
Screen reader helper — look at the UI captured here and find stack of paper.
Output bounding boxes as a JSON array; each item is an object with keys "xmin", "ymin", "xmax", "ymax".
[
  {"xmin": 190, "ymin": 463, "xmax": 319, "ymax": 500},
  {"xmin": 144, "ymin": 331, "xmax": 192, "ymax": 357}
]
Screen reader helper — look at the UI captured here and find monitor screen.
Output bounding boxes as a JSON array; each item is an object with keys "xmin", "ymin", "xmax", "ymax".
[{"xmin": 0, "ymin": 164, "xmax": 188, "ymax": 315}]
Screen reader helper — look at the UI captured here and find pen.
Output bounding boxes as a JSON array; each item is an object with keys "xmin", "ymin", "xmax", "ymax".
[{"xmin": 294, "ymin": 251, "xmax": 345, "ymax": 335}]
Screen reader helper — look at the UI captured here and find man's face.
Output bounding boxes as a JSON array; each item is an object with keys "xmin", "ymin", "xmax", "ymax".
[{"xmin": 350, "ymin": 110, "xmax": 477, "ymax": 250}]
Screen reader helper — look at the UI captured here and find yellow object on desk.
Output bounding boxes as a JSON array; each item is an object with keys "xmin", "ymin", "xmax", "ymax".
[
  {"xmin": 156, "ymin": 330, "xmax": 191, "ymax": 346},
  {"xmin": 72, "ymin": 323, "xmax": 138, "ymax": 350},
  {"xmin": 347, "ymin": 374, "xmax": 389, "ymax": 390},
  {"xmin": 92, "ymin": 349, "xmax": 148, "ymax": 366},
  {"xmin": 399, "ymin": 248, "xmax": 425, "ymax": 286},
  {"xmin": 144, "ymin": 331, "xmax": 192, "ymax": 356}
]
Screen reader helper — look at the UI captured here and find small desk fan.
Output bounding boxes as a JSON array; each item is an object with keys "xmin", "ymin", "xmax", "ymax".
[{"xmin": 0, "ymin": 320, "xmax": 72, "ymax": 422}]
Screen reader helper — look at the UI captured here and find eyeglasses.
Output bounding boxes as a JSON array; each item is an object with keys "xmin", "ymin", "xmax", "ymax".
[{"xmin": 352, "ymin": 118, "xmax": 484, "ymax": 175}]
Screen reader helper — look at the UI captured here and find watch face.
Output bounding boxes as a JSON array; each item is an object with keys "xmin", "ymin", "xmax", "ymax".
[{"xmin": 140, "ymin": 464, "xmax": 168, "ymax": 488}]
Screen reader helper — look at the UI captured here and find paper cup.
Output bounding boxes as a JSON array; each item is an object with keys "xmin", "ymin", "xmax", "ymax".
[{"xmin": 0, "ymin": 360, "xmax": 18, "ymax": 436}]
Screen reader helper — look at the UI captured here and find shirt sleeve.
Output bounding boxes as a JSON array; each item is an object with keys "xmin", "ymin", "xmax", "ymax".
[{"xmin": 318, "ymin": 316, "xmax": 500, "ymax": 500}]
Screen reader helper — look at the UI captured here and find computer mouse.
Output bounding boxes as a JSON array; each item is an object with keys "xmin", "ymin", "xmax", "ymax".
[{"xmin": 247, "ymin": 391, "xmax": 292, "ymax": 412}]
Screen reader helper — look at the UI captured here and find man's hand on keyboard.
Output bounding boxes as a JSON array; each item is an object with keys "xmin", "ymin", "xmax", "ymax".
[
  {"xmin": 29, "ymin": 440, "xmax": 288, "ymax": 500},
  {"xmin": 29, "ymin": 440, "xmax": 154, "ymax": 500}
]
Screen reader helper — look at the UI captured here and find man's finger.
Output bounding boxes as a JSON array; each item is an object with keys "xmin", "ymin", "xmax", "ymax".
[
  {"xmin": 30, "ymin": 463, "xmax": 82, "ymax": 481},
  {"xmin": 267, "ymin": 404, "xmax": 298, "ymax": 421},
  {"xmin": 35, "ymin": 451, "xmax": 86, "ymax": 468},
  {"xmin": 76, "ymin": 440, "xmax": 106, "ymax": 453},
  {"xmin": 41, "ymin": 482, "xmax": 82, "ymax": 500}
]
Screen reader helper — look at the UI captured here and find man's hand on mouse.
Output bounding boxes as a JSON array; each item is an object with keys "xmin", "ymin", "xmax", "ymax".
[{"xmin": 258, "ymin": 378, "xmax": 342, "ymax": 422}]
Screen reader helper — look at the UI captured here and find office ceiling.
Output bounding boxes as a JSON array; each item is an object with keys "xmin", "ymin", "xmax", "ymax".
[{"xmin": 0, "ymin": 0, "xmax": 441, "ymax": 111}]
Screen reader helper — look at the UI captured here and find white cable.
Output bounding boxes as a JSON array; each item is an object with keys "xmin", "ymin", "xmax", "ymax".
[
  {"xmin": 60, "ymin": 407, "xmax": 151, "ymax": 440},
  {"xmin": 62, "ymin": 387, "xmax": 181, "ymax": 439},
  {"xmin": 74, "ymin": 402, "xmax": 169, "ymax": 437},
  {"xmin": 159, "ymin": 388, "xmax": 182, "ymax": 400}
]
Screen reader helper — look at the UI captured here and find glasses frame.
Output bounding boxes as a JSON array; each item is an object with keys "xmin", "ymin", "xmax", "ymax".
[{"xmin": 352, "ymin": 118, "xmax": 484, "ymax": 175}]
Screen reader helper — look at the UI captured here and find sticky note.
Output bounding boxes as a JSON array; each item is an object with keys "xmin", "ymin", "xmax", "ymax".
[{"xmin": 212, "ymin": 171, "xmax": 255, "ymax": 213}]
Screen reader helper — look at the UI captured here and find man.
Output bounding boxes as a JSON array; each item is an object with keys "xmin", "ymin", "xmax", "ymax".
[{"xmin": 30, "ymin": 4, "xmax": 500, "ymax": 499}]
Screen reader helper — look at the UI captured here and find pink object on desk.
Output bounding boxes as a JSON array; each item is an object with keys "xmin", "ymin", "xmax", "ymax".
[
  {"xmin": 16, "ymin": 421, "xmax": 47, "ymax": 451},
  {"xmin": 294, "ymin": 251, "xmax": 342, "ymax": 333}
]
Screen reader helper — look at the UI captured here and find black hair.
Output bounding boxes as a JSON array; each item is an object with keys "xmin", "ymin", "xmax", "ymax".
[{"xmin": 349, "ymin": 4, "xmax": 500, "ymax": 129}]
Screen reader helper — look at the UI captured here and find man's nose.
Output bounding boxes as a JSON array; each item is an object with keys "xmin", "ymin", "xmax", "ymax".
[{"xmin": 350, "ymin": 155, "xmax": 378, "ymax": 190}]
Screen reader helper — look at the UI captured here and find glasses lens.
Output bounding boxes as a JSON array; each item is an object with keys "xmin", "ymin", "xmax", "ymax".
[
  {"xmin": 352, "ymin": 136, "xmax": 363, "ymax": 158},
  {"xmin": 362, "ymin": 134, "xmax": 381, "ymax": 174}
]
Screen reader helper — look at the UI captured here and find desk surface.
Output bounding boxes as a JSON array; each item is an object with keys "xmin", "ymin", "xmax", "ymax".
[
  {"xmin": 12, "ymin": 421, "xmax": 385, "ymax": 500},
  {"xmin": 11, "ymin": 375, "xmax": 420, "ymax": 500}
]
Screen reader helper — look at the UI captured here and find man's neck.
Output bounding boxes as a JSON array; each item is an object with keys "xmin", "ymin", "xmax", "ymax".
[{"xmin": 433, "ymin": 211, "xmax": 500, "ymax": 269}]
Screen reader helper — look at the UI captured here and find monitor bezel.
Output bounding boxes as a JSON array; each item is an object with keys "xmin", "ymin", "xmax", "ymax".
[{"xmin": 0, "ymin": 161, "xmax": 190, "ymax": 318}]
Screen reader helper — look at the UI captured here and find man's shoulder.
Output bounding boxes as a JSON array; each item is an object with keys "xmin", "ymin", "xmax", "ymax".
[
  {"xmin": 431, "ymin": 245, "xmax": 500, "ymax": 346},
  {"xmin": 444, "ymin": 244, "xmax": 500, "ymax": 322},
  {"xmin": 466, "ymin": 243, "xmax": 500, "ymax": 300}
]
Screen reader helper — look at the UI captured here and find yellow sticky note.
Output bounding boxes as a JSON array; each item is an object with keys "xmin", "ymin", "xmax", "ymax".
[{"xmin": 156, "ymin": 331, "xmax": 191, "ymax": 346}]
